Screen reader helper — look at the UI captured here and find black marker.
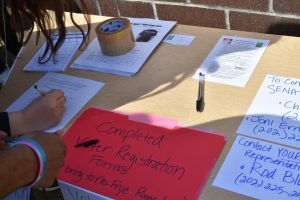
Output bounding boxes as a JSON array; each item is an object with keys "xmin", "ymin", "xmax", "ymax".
[
  {"xmin": 74, "ymin": 139, "xmax": 99, "ymax": 148},
  {"xmin": 196, "ymin": 72, "xmax": 205, "ymax": 112}
]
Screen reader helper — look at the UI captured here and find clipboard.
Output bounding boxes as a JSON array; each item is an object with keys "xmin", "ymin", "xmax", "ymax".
[{"xmin": 58, "ymin": 107, "xmax": 226, "ymax": 200}]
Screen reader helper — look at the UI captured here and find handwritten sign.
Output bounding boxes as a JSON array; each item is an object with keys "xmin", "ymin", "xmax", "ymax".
[
  {"xmin": 237, "ymin": 74, "xmax": 300, "ymax": 148},
  {"xmin": 214, "ymin": 135, "xmax": 300, "ymax": 200},
  {"xmin": 58, "ymin": 108, "xmax": 226, "ymax": 200}
]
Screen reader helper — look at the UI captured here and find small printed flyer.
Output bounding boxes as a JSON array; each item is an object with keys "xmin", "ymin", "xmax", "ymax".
[{"xmin": 193, "ymin": 35, "xmax": 270, "ymax": 87}]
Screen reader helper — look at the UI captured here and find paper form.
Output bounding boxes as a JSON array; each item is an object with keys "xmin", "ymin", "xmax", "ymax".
[
  {"xmin": 214, "ymin": 135, "xmax": 300, "ymax": 200},
  {"xmin": 6, "ymin": 72, "xmax": 105, "ymax": 132},
  {"xmin": 0, "ymin": 67, "xmax": 10, "ymax": 84},
  {"xmin": 23, "ymin": 32, "xmax": 84, "ymax": 72},
  {"xmin": 71, "ymin": 18, "xmax": 176, "ymax": 76},
  {"xmin": 59, "ymin": 181, "xmax": 112, "ymax": 200},
  {"xmin": 237, "ymin": 74, "xmax": 300, "ymax": 148},
  {"xmin": 193, "ymin": 36, "xmax": 269, "ymax": 87},
  {"xmin": 3, "ymin": 188, "xmax": 29, "ymax": 200},
  {"xmin": 0, "ymin": 47, "xmax": 24, "ymax": 85}
]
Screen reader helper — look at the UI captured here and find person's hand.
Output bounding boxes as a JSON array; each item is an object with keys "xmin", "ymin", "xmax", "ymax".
[
  {"xmin": 9, "ymin": 89, "xmax": 66, "ymax": 135},
  {"xmin": 24, "ymin": 132, "xmax": 66, "ymax": 187},
  {"xmin": 23, "ymin": 89, "xmax": 66, "ymax": 131}
]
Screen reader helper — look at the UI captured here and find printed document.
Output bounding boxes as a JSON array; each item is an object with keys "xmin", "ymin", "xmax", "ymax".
[
  {"xmin": 23, "ymin": 32, "xmax": 84, "ymax": 72},
  {"xmin": 237, "ymin": 74, "xmax": 300, "ymax": 148},
  {"xmin": 71, "ymin": 18, "xmax": 176, "ymax": 76},
  {"xmin": 6, "ymin": 72, "xmax": 105, "ymax": 132},
  {"xmin": 0, "ymin": 47, "xmax": 24, "ymax": 85},
  {"xmin": 193, "ymin": 36, "xmax": 269, "ymax": 87}
]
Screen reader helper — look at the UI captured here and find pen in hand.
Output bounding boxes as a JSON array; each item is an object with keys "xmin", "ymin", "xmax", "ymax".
[
  {"xmin": 196, "ymin": 72, "xmax": 205, "ymax": 112},
  {"xmin": 34, "ymin": 84, "xmax": 45, "ymax": 96}
]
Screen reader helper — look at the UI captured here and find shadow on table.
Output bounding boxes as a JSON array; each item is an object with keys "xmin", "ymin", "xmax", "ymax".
[
  {"xmin": 82, "ymin": 23, "xmax": 282, "ymax": 111},
  {"xmin": 267, "ymin": 23, "xmax": 300, "ymax": 37},
  {"xmin": 5, "ymin": 19, "xmax": 288, "ymax": 200}
]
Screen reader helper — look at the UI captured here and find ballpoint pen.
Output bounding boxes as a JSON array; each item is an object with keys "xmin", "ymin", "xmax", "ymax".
[
  {"xmin": 196, "ymin": 72, "xmax": 205, "ymax": 112},
  {"xmin": 34, "ymin": 84, "xmax": 45, "ymax": 96}
]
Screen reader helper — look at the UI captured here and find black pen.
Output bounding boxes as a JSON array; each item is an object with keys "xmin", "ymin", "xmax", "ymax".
[
  {"xmin": 196, "ymin": 72, "xmax": 205, "ymax": 112},
  {"xmin": 74, "ymin": 139, "xmax": 99, "ymax": 148},
  {"xmin": 34, "ymin": 84, "xmax": 45, "ymax": 96}
]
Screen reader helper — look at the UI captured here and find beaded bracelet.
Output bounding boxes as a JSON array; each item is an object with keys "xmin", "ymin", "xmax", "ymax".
[{"xmin": 9, "ymin": 137, "xmax": 47, "ymax": 188}]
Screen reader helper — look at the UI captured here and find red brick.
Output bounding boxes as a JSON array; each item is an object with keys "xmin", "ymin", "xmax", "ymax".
[
  {"xmin": 230, "ymin": 12, "xmax": 300, "ymax": 36},
  {"xmin": 98, "ymin": 0, "xmax": 154, "ymax": 18},
  {"xmin": 191, "ymin": 0, "xmax": 269, "ymax": 11},
  {"xmin": 154, "ymin": 0, "xmax": 185, "ymax": 2},
  {"xmin": 274, "ymin": 0, "xmax": 300, "ymax": 14},
  {"xmin": 98, "ymin": 0, "xmax": 119, "ymax": 17},
  {"xmin": 156, "ymin": 4, "xmax": 226, "ymax": 28}
]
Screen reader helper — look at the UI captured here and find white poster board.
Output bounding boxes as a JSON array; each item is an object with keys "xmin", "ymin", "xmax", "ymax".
[
  {"xmin": 237, "ymin": 74, "xmax": 300, "ymax": 148},
  {"xmin": 214, "ymin": 135, "xmax": 300, "ymax": 200}
]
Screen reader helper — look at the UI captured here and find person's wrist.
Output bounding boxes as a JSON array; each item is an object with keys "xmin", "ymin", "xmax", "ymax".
[
  {"xmin": 9, "ymin": 137, "xmax": 47, "ymax": 188},
  {"xmin": 13, "ymin": 144, "xmax": 38, "ymax": 187},
  {"xmin": 8, "ymin": 111, "xmax": 31, "ymax": 135}
]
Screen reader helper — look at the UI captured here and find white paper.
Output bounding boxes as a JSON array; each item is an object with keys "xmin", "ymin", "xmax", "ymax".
[
  {"xmin": 23, "ymin": 32, "xmax": 84, "ymax": 72},
  {"xmin": 237, "ymin": 74, "xmax": 300, "ymax": 148},
  {"xmin": 3, "ymin": 188, "xmax": 30, "ymax": 200},
  {"xmin": 71, "ymin": 18, "xmax": 176, "ymax": 76},
  {"xmin": 163, "ymin": 34, "xmax": 195, "ymax": 46},
  {"xmin": 58, "ymin": 180, "xmax": 112, "ymax": 200},
  {"xmin": 0, "ymin": 47, "xmax": 24, "ymax": 85},
  {"xmin": 214, "ymin": 135, "xmax": 300, "ymax": 200},
  {"xmin": 6, "ymin": 72, "xmax": 105, "ymax": 132},
  {"xmin": 193, "ymin": 36, "xmax": 269, "ymax": 87},
  {"xmin": 0, "ymin": 67, "xmax": 10, "ymax": 84}
]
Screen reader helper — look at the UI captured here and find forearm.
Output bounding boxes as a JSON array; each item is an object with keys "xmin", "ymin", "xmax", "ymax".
[
  {"xmin": 0, "ymin": 145, "xmax": 37, "ymax": 198},
  {"xmin": 8, "ymin": 111, "xmax": 32, "ymax": 136}
]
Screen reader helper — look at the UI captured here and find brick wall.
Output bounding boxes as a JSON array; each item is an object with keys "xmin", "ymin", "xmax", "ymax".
[{"xmin": 88, "ymin": 0, "xmax": 300, "ymax": 37}]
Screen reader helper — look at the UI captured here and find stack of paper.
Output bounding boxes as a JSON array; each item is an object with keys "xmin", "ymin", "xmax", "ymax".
[
  {"xmin": 6, "ymin": 72, "xmax": 105, "ymax": 132},
  {"xmin": 0, "ymin": 47, "xmax": 23, "ymax": 85},
  {"xmin": 214, "ymin": 74, "xmax": 300, "ymax": 200},
  {"xmin": 71, "ymin": 18, "xmax": 176, "ymax": 76},
  {"xmin": 23, "ymin": 32, "xmax": 85, "ymax": 72}
]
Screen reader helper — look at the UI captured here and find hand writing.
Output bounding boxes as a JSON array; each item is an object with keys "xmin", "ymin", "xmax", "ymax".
[{"xmin": 9, "ymin": 89, "xmax": 66, "ymax": 135}]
